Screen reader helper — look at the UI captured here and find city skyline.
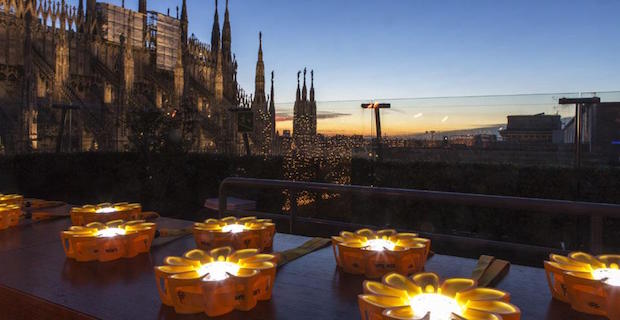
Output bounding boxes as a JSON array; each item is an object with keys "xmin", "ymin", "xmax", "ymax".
[
  {"xmin": 59, "ymin": 0, "xmax": 620, "ymax": 136},
  {"xmin": 274, "ymin": 91, "xmax": 620, "ymax": 136},
  {"xmin": 70, "ymin": 0, "xmax": 620, "ymax": 104}
]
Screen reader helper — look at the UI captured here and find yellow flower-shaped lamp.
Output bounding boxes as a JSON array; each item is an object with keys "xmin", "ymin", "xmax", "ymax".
[
  {"xmin": 70, "ymin": 202, "xmax": 142, "ymax": 226},
  {"xmin": 544, "ymin": 252, "xmax": 620, "ymax": 318},
  {"xmin": 0, "ymin": 194, "xmax": 23, "ymax": 207},
  {"xmin": 154, "ymin": 247, "xmax": 277, "ymax": 317},
  {"xmin": 0, "ymin": 204, "xmax": 21, "ymax": 230},
  {"xmin": 359, "ymin": 272, "xmax": 521, "ymax": 320},
  {"xmin": 332, "ymin": 229, "xmax": 431, "ymax": 278},
  {"xmin": 193, "ymin": 216, "xmax": 276, "ymax": 252},
  {"xmin": 61, "ymin": 220, "xmax": 156, "ymax": 262}
]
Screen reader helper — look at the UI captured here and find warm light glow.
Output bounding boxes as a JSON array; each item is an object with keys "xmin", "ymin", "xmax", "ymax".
[
  {"xmin": 199, "ymin": 261, "xmax": 241, "ymax": 281},
  {"xmin": 408, "ymin": 293, "xmax": 462, "ymax": 320},
  {"xmin": 365, "ymin": 239, "xmax": 396, "ymax": 251},
  {"xmin": 221, "ymin": 224, "xmax": 246, "ymax": 233},
  {"xmin": 592, "ymin": 268, "xmax": 620, "ymax": 286},
  {"xmin": 96, "ymin": 227, "xmax": 126, "ymax": 238},
  {"xmin": 96, "ymin": 207, "xmax": 116, "ymax": 214}
]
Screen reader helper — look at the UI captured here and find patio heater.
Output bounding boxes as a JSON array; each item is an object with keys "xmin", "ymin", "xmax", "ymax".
[
  {"xmin": 361, "ymin": 102, "xmax": 391, "ymax": 160},
  {"xmin": 558, "ymin": 97, "xmax": 600, "ymax": 168}
]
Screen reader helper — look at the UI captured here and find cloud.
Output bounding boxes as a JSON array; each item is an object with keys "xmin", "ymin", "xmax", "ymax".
[
  {"xmin": 317, "ymin": 111, "xmax": 352, "ymax": 120},
  {"xmin": 275, "ymin": 111, "xmax": 351, "ymax": 122},
  {"xmin": 276, "ymin": 113, "xmax": 294, "ymax": 122}
]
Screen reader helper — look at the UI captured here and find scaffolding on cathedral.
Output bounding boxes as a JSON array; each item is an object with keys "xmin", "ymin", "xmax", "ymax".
[
  {"xmin": 147, "ymin": 11, "xmax": 181, "ymax": 71},
  {"xmin": 97, "ymin": 3, "xmax": 145, "ymax": 48}
]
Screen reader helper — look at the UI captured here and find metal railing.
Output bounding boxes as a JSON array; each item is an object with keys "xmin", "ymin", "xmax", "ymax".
[{"xmin": 218, "ymin": 177, "xmax": 620, "ymax": 255}]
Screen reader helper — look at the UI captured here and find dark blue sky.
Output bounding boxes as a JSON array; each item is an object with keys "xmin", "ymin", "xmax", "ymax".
[{"xmin": 71, "ymin": 0, "xmax": 620, "ymax": 102}]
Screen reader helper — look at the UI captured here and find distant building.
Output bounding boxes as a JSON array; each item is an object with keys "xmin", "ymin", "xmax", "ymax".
[
  {"xmin": 563, "ymin": 102, "xmax": 620, "ymax": 161},
  {"xmin": 293, "ymin": 68, "xmax": 317, "ymax": 138},
  {"xmin": 499, "ymin": 113, "xmax": 562, "ymax": 144}
]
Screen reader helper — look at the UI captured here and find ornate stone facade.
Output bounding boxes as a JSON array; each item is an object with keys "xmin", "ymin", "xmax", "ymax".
[{"xmin": 0, "ymin": 0, "xmax": 264, "ymax": 154}]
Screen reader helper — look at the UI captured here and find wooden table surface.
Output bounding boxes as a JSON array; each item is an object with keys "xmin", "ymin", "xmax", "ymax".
[{"xmin": 0, "ymin": 206, "xmax": 604, "ymax": 320}]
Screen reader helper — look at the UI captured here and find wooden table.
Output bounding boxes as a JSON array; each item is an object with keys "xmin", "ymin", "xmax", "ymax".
[{"xmin": 0, "ymin": 208, "xmax": 604, "ymax": 320}]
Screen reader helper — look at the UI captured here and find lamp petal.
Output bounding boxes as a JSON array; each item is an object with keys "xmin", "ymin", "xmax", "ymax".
[
  {"xmin": 359, "ymin": 294, "xmax": 408, "ymax": 308},
  {"xmin": 234, "ymin": 268, "xmax": 260, "ymax": 278},
  {"xmin": 210, "ymin": 247, "xmax": 233, "ymax": 261},
  {"xmin": 156, "ymin": 265, "xmax": 196, "ymax": 274},
  {"xmin": 467, "ymin": 300, "xmax": 520, "ymax": 316},
  {"xmin": 184, "ymin": 249, "xmax": 209, "ymax": 262},
  {"xmin": 382, "ymin": 306, "xmax": 417, "ymax": 319},
  {"xmin": 239, "ymin": 253, "xmax": 274, "ymax": 264},
  {"xmin": 363, "ymin": 281, "xmax": 407, "ymax": 298},
  {"xmin": 598, "ymin": 255, "xmax": 620, "ymax": 269},
  {"xmin": 412, "ymin": 273, "xmax": 440, "ymax": 293},
  {"xmin": 460, "ymin": 309, "xmax": 502, "ymax": 320},
  {"xmin": 569, "ymin": 252, "xmax": 605, "ymax": 269},
  {"xmin": 228, "ymin": 249, "xmax": 259, "ymax": 262},
  {"xmin": 440, "ymin": 278, "xmax": 476, "ymax": 298},
  {"xmin": 170, "ymin": 270, "xmax": 203, "ymax": 280},
  {"xmin": 384, "ymin": 273, "xmax": 422, "ymax": 296},
  {"xmin": 357, "ymin": 229, "xmax": 377, "ymax": 239},
  {"xmin": 455, "ymin": 288, "xmax": 509, "ymax": 305}
]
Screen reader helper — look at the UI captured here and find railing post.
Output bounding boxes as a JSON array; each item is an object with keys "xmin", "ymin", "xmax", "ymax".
[
  {"xmin": 590, "ymin": 214, "xmax": 603, "ymax": 254},
  {"xmin": 289, "ymin": 188, "xmax": 298, "ymax": 234},
  {"xmin": 218, "ymin": 181, "xmax": 228, "ymax": 219}
]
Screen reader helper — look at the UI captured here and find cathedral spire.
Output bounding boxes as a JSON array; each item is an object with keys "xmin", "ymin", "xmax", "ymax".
[
  {"xmin": 180, "ymin": 0, "xmax": 188, "ymax": 45},
  {"xmin": 211, "ymin": 0, "xmax": 220, "ymax": 53},
  {"xmin": 139, "ymin": 0, "xmax": 147, "ymax": 13},
  {"xmin": 222, "ymin": 0, "xmax": 232, "ymax": 61},
  {"xmin": 253, "ymin": 32, "xmax": 266, "ymax": 109},
  {"xmin": 258, "ymin": 32, "xmax": 263, "ymax": 62},
  {"xmin": 296, "ymin": 71, "xmax": 301, "ymax": 102},
  {"xmin": 269, "ymin": 71, "xmax": 276, "ymax": 127},
  {"xmin": 77, "ymin": 0, "xmax": 84, "ymax": 32},
  {"xmin": 302, "ymin": 68, "xmax": 307, "ymax": 101},
  {"xmin": 86, "ymin": 0, "xmax": 96, "ymax": 34},
  {"xmin": 310, "ymin": 70, "xmax": 315, "ymax": 102}
]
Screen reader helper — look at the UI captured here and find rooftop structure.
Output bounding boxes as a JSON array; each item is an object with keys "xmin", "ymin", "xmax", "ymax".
[{"xmin": 500, "ymin": 114, "xmax": 562, "ymax": 144}]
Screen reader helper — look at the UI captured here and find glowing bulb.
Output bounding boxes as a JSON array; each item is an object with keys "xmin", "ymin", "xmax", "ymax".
[
  {"xmin": 222, "ymin": 224, "xmax": 246, "ymax": 233},
  {"xmin": 96, "ymin": 228, "xmax": 126, "ymax": 238},
  {"xmin": 592, "ymin": 268, "xmax": 620, "ymax": 286},
  {"xmin": 365, "ymin": 239, "xmax": 395, "ymax": 251},
  {"xmin": 96, "ymin": 207, "xmax": 116, "ymax": 214},
  {"xmin": 199, "ymin": 262, "xmax": 240, "ymax": 281},
  {"xmin": 409, "ymin": 294, "xmax": 462, "ymax": 320}
]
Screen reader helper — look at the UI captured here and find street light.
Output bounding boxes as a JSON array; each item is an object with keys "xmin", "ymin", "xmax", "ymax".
[
  {"xmin": 559, "ymin": 97, "xmax": 601, "ymax": 168},
  {"xmin": 361, "ymin": 102, "xmax": 391, "ymax": 160}
]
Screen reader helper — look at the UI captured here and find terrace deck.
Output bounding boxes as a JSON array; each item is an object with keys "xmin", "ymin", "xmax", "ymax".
[{"xmin": 0, "ymin": 206, "xmax": 603, "ymax": 319}]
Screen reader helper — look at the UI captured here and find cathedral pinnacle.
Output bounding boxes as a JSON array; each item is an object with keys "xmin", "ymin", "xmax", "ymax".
[
  {"xmin": 222, "ymin": 0, "xmax": 232, "ymax": 61},
  {"xmin": 296, "ymin": 71, "xmax": 301, "ymax": 102},
  {"xmin": 302, "ymin": 68, "xmax": 307, "ymax": 101},
  {"xmin": 211, "ymin": 0, "xmax": 220, "ymax": 53},
  {"xmin": 310, "ymin": 70, "xmax": 315, "ymax": 102}
]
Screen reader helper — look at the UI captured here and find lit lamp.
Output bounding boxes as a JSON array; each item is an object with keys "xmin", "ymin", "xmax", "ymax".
[
  {"xmin": 61, "ymin": 220, "xmax": 156, "ymax": 262},
  {"xmin": 544, "ymin": 252, "xmax": 620, "ymax": 318},
  {"xmin": 0, "ymin": 204, "xmax": 21, "ymax": 230},
  {"xmin": 332, "ymin": 229, "xmax": 431, "ymax": 278},
  {"xmin": 0, "ymin": 194, "xmax": 23, "ymax": 207},
  {"xmin": 154, "ymin": 247, "xmax": 277, "ymax": 317},
  {"xmin": 359, "ymin": 272, "xmax": 521, "ymax": 320},
  {"xmin": 193, "ymin": 216, "xmax": 276, "ymax": 252},
  {"xmin": 70, "ymin": 202, "xmax": 142, "ymax": 226}
]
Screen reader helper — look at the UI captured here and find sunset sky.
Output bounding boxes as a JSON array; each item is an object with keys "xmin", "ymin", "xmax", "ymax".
[{"xmin": 68, "ymin": 0, "xmax": 620, "ymax": 136}]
